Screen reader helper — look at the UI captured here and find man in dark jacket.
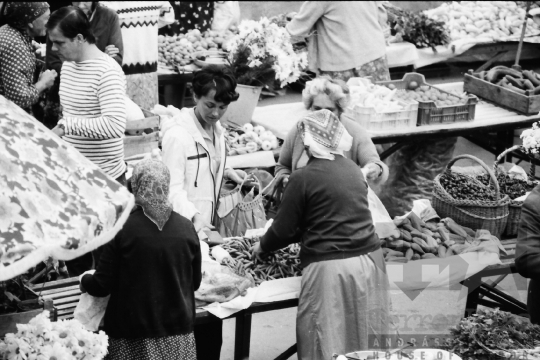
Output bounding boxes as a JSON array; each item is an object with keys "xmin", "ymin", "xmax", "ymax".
[{"xmin": 515, "ymin": 184, "xmax": 540, "ymax": 324}]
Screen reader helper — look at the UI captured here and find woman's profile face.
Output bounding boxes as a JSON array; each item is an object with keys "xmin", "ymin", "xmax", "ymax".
[
  {"xmin": 311, "ymin": 93, "xmax": 339, "ymax": 118},
  {"xmin": 194, "ymin": 89, "xmax": 229, "ymax": 126}
]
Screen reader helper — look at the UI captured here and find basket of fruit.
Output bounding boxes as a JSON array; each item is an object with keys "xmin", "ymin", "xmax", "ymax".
[
  {"xmin": 482, "ymin": 145, "xmax": 538, "ymax": 236},
  {"xmin": 432, "ymin": 154, "xmax": 511, "ymax": 238},
  {"xmin": 378, "ymin": 73, "xmax": 478, "ymax": 126}
]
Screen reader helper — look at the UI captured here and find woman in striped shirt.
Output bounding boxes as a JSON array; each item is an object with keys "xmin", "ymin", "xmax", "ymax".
[{"xmin": 48, "ymin": 6, "xmax": 127, "ymax": 185}]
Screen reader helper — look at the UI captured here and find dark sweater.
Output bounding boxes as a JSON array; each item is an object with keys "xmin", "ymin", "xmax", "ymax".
[
  {"xmin": 261, "ymin": 156, "xmax": 380, "ymax": 267},
  {"xmin": 515, "ymin": 184, "xmax": 540, "ymax": 324},
  {"xmin": 82, "ymin": 208, "xmax": 202, "ymax": 339}
]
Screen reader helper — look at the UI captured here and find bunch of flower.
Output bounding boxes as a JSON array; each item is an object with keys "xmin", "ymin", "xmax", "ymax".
[
  {"xmin": 521, "ymin": 122, "xmax": 540, "ymax": 155},
  {"xmin": 0, "ymin": 311, "xmax": 108, "ymax": 360},
  {"xmin": 225, "ymin": 17, "xmax": 308, "ymax": 89}
]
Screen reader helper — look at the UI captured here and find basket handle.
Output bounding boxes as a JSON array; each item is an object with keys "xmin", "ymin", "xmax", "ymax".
[
  {"xmin": 493, "ymin": 145, "xmax": 522, "ymax": 177},
  {"xmin": 444, "ymin": 154, "xmax": 501, "ymax": 202}
]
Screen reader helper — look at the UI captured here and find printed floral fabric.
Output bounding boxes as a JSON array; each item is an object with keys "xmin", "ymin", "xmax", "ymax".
[
  {"xmin": 0, "ymin": 96, "xmax": 134, "ymax": 281},
  {"xmin": 319, "ymin": 56, "xmax": 391, "ymax": 83},
  {"xmin": 160, "ymin": 2, "xmax": 214, "ymax": 35},
  {"xmin": 0, "ymin": 24, "xmax": 39, "ymax": 112},
  {"xmin": 130, "ymin": 159, "xmax": 173, "ymax": 231}
]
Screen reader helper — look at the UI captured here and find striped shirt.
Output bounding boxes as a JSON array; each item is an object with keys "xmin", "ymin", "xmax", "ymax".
[{"xmin": 59, "ymin": 54, "xmax": 127, "ymax": 179}]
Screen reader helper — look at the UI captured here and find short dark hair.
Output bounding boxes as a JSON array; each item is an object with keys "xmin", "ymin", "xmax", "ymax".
[
  {"xmin": 192, "ymin": 65, "xmax": 239, "ymax": 105},
  {"xmin": 46, "ymin": 6, "xmax": 96, "ymax": 44}
]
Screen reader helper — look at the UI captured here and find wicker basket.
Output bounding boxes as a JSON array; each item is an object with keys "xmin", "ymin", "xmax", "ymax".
[
  {"xmin": 432, "ymin": 154, "xmax": 511, "ymax": 238},
  {"xmin": 494, "ymin": 145, "xmax": 538, "ymax": 237}
]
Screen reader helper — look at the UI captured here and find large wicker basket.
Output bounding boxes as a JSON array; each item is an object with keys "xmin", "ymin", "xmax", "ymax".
[
  {"xmin": 494, "ymin": 145, "xmax": 538, "ymax": 237},
  {"xmin": 432, "ymin": 154, "xmax": 511, "ymax": 238}
]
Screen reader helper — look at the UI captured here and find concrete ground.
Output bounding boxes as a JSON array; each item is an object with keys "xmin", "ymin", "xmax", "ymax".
[{"xmin": 219, "ymin": 60, "xmax": 539, "ymax": 359}]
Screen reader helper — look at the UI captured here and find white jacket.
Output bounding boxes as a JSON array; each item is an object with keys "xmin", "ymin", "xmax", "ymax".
[{"xmin": 161, "ymin": 107, "xmax": 228, "ymax": 224}]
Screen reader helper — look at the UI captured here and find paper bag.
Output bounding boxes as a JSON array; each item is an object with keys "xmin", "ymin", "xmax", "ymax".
[{"xmin": 367, "ymin": 186, "xmax": 400, "ymax": 239}]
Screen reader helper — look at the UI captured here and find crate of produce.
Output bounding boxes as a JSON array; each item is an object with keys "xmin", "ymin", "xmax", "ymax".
[
  {"xmin": 377, "ymin": 73, "xmax": 478, "ymax": 126},
  {"xmin": 344, "ymin": 77, "xmax": 418, "ymax": 131},
  {"xmin": 464, "ymin": 67, "xmax": 540, "ymax": 116},
  {"xmin": 432, "ymin": 154, "xmax": 511, "ymax": 239}
]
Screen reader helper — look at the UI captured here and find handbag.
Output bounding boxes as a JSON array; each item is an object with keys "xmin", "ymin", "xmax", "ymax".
[{"xmin": 217, "ymin": 176, "xmax": 269, "ymax": 238}]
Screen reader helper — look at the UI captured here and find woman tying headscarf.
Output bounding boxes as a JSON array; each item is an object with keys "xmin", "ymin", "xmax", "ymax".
[
  {"xmin": 81, "ymin": 159, "xmax": 201, "ymax": 360},
  {"xmin": 253, "ymin": 109, "xmax": 392, "ymax": 360},
  {"xmin": 0, "ymin": 2, "xmax": 57, "ymax": 113}
]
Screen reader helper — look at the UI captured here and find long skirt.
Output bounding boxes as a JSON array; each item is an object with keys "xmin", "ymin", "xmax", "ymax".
[
  {"xmin": 319, "ymin": 56, "xmax": 391, "ymax": 83},
  {"xmin": 297, "ymin": 248, "xmax": 393, "ymax": 360},
  {"xmin": 126, "ymin": 72, "xmax": 159, "ymax": 110},
  {"xmin": 105, "ymin": 332, "xmax": 197, "ymax": 360}
]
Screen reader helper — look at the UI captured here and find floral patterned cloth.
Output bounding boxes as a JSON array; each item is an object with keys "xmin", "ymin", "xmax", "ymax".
[
  {"xmin": 0, "ymin": 95, "xmax": 134, "ymax": 281},
  {"xmin": 0, "ymin": 24, "xmax": 39, "ymax": 113},
  {"xmin": 319, "ymin": 56, "xmax": 391, "ymax": 83},
  {"xmin": 130, "ymin": 159, "xmax": 173, "ymax": 231}
]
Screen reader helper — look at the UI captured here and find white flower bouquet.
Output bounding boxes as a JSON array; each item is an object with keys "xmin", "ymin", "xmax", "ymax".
[
  {"xmin": 0, "ymin": 311, "xmax": 108, "ymax": 360},
  {"xmin": 224, "ymin": 17, "xmax": 308, "ymax": 90},
  {"xmin": 521, "ymin": 122, "xmax": 540, "ymax": 155}
]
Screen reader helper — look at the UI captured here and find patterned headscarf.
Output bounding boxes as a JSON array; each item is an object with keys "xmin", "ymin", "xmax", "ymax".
[
  {"xmin": 297, "ymin": 109, "xmax": 353, "ymax": 160},
  {"xmin": 130, "ymin": 159, "xmax": 173, "ymax": 231},
  {"xmin": 3, "ymin": 2, "xmax": 50, "ymax": 32}
]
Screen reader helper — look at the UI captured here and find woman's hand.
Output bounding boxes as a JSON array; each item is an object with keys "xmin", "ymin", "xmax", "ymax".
[
  {"xmin": 79, "ymin": 282, "xmax": 87, "ymax": 294},
  {"xmin": 225, "ymin": 168, "xmax": 249, "ymax": 185},
  {"xmin": 192, "ymin": 213, "xmax": 215, "ymax": 233},
  {"xmin": 361, "ymin": 163, "xmax": 382, "ymax": 181},
  {"xmin": 105, "ymin": 45, "xmax": 120, "ymax": 58},
  {"xmin": 252, "ymin": 241, "xmax": 268, "ymax": 262}
]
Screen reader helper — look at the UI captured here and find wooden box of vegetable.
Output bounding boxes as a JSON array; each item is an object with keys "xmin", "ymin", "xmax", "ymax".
[
  {"xmin": 377, "ymin": 73, "xmax": 478, "ymax": 126},
  {"xmin": 464, "ymin": 67, "xmax": 540, "ymax": 116}
]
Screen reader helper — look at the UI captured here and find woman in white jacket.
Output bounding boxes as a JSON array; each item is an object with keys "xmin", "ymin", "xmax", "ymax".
[{"xmin": 161, "ymin": 65, "xmax": 246, "ymax": 360}]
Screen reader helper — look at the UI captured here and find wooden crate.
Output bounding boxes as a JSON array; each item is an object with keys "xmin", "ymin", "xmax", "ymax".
[
  {"xmin": 0, "ymin": 298, "xmax": 54, "ymax": 337},
  {"xmin": 464, "ymin": 70, "xmax": 540, "ymax": 116},
  {"xmin": 124, "ymin": 109, "xmax": 161, "ymax": 160},
  {"xmin": 28, "ymin": 277, "xmax": 81, "ymax": 321}
]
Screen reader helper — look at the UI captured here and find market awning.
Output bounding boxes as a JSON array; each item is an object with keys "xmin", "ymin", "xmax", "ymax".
[{"xmin": 0, "ymin": 96, "xmax": 134, "ymax": 281}]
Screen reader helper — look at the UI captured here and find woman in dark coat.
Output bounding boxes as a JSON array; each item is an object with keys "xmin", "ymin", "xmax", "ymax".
[{"xmin": 80, "ymin": 159, "xmax": 202, "ymax": 359}]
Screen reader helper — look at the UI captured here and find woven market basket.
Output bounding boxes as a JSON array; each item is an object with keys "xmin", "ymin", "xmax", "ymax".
[
  {"xmin": 494, "ymin": 145, "xmax": 538, "ymax": 237},
  {"xmin": 432, "ymin": 154, "xmax": 511, "ymax": 238}
]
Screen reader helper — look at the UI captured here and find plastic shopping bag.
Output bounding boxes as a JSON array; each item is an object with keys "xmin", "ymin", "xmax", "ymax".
[
  {"xmin": 74, "ymin": 270, "xmax": 110, "ymax": 331},
  {"xmin": 367, "ymin": 185, "xmax": 400, "ymax": 239}
]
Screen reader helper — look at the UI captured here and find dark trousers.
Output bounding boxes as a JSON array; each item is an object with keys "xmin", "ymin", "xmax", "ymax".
[{"xmin": 194, "ymin": 321, "xmax": 223, "ymax": 360}]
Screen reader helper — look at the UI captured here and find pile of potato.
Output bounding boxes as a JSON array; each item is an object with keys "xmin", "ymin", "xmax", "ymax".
[
  {"xmin": 227, "ymin": 123, "xmax": 280, "ymax": 156},
  {"xmin": 158, "ymin": 26, "xmax": 239, "ymax": 68},
  {"xmin": 388, "ymin": 82, "xmax": 468, "ymax": 107}
]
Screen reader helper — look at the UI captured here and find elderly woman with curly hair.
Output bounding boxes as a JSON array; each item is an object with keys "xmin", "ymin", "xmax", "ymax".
[{"xmin": 275, "ymin": 76, "xmax": 388, "ymax": 189}]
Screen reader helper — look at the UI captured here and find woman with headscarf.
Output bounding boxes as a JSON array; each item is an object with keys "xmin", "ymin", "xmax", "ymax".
[
  {"xmin": 275, "ymin": 76, "xmax": 388, "ymax": 191},
  {"xmin": 253, "ymin": 109, "xmax": 392, "ymax": 360},
  {"xmin": 42, "ymin": 1, "xmax": 124, "ymax": 129},
  {"xmin": 0, "ymin": 2, "xmax": 57, "ymax": 113},
  {"xmin": 80, "ymin": 159, "xmax": 201, "ymax": 360}
]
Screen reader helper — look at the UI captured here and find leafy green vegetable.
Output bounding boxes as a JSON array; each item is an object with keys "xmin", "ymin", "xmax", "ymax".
[
  {"xmin": 444, "ymin": 308, "xmax": 540, "ymax": 360},
  {"xmin": 385, "ymin": 3, "xmax": 450, "ymax": 50}
]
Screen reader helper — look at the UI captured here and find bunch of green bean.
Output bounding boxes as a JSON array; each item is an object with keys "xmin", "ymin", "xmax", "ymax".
[{"xmin": 219, "ymin": 237, "xmax": 302, "ymax": 285}]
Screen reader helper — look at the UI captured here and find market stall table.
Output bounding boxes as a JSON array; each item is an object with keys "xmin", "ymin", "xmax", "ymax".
[{"xmin": 251, "ymin": 81, "xmax": 540, "ymax": 164}]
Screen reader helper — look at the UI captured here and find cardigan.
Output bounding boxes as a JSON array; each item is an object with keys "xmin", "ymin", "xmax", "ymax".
[
  {"xmin": 82, "ymin": 208, "xmax": 202, "ymax": 338},
  {"xmin": 286, "ymin": 1, "xmax": 386, "ymax": 72},
  {"xmin": 275, "ymin": 115, "xmax": 389, "ymax": 185},
  {"xmin": 101, "ymin": 1, "xmax": 174, "ymax": 75},
  {"xmin": 46, "ymin": 3, "xmax": 124, "ymax": 74},
  {"xmin": 515, "ymin": 184, "xmax": 540, "ymax": 324},
  {"xmin": 0, "ymin": 25, "xmax": 39, "ymax": 112},
  {"xmin": 261, "ymin": 156, "xmax": 380, "ymax": 267}
]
